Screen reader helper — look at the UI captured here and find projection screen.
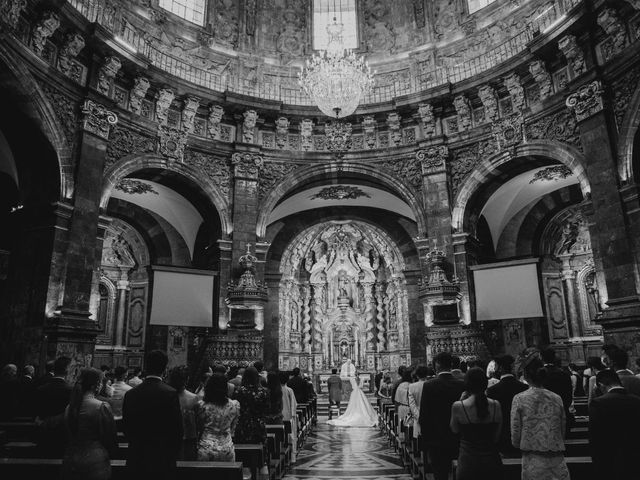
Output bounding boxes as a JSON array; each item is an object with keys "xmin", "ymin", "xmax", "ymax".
[
  {"xmin": 471, "ymin": 259, "xmax": 543, "ymax": 321},
  {"xmin": 150, "ymin": 266, "xmax": 216, "ymax": 327}
]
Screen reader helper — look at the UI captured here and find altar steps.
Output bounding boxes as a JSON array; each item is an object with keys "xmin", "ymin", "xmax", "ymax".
[{"xmin": 315, "ymin": 393, "xmax": 379, "ymax": 417}]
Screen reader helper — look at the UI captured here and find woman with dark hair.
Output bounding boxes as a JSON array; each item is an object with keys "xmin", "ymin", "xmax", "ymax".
[
  {"xmin": 197, "ymin": 373, "xmax": 240, "ymax": 461},
  {"xmin": 167, "ymin": 366, "xmax": 199, "ymax": 460},
  {"xmin": 511, "ymin": 355, "xmax": 569, "ymax": 480},
  {"xmin": 264, "ymin": 371, "xmax": 283, "ymax": 424},
  {"xmin": 450, "ymin": 367, "xmax": 503, "ymax": 479},
  {"xmin": 62, "ymin": 368, "xmax": 117, "ymax": 480},
  {"xmin": 233, "ymin": 366, "xmax": 270, "ymax": 444},
  {"xmin": 394, "ymin": 367, "xmax": 413, "ymax": 428}
]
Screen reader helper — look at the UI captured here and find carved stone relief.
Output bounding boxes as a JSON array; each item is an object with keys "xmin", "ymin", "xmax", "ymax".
[
  {"xmin": 212, "ymin": 0, "xmax": 239, "ymax": 48},
  {"xmin": 181, "ymin": 96, "xmax": 200, "ymax": 134},
  {"xmin": 258, "ymin": 162, "xmax": 298, "ymax": 200},
  {"xmin": 387, "ymin": 112, "xmax": 402, "ymax": 146},
  {"xmin": 362, "ymin": 0, "xmax": 396, "ymax": 52},
  {"xmin": 597, "ymin": 8, "xmax": 627, "ymax": 62},
  {"xmin": 566, "ymin": 80, "xmax": 604, "ymax": 122},
  {"xmin": 612, "ymin": 65, "xmax": 640, "ymax": 128},
  {"xmin": 418, "ymin": 102, "xmax": 436, "ymax": 136},
  {"xmin": 492, "ymin": 112, "xmax": 524, "ymax": 150},
  {"xmin": 454, "ymin": 95, "xmax": 472, "ymax": 131},
  {"xmin": 478, "ymin": 85, "xmax": 499, "ymax": 122},
  {"xmin": 31, "ymin": 11, "xmax": 59, "ymax": 56},
  {"xmin": 529, "ymin": 60, "xmax": 553, "ymax": 100},
  {"xmin": 417, "ymin": 146, "xmax": 448, "ymax": 174},
  {"xmin": 0, "ymin": 0, "xmax": 27, "ymax": 30},
  {"xmin": 157, "ymin": 125, "xmax": 187, "ymax": 161},
  {"xmin": 57, "ymin": 32, "xmax": 85, "ymax": 79},
  {"xmin": 155, "ymin": 88, "xmax": 175, "ymax": 126},
  {"xmin": 449, "ymin": 139, "xmax": 496, "ymax": 198},
  {"xmin": 82, "ymin": 99, "xmax": 118, "ymax": 140},
  {"xmin": 558, "ymin": 34, "xmax": 586, "ymax": 77},
  {"xmin": 208, "ymin": 104, "xmax": 224, "ymax": 139},
  {"xmin": 183, "ymin": 149, "xmax": 231, "ymax": 201},
  {"xmin": 525, "ymin": 109, "xmax": 581, "ymax": 148},
  {"xmin": 105, "ymin": 126, "xmax": 156, "ymax": 169},
  {"xmin": 362, "ymin": 116, "xmax": 377, "ymax": 149},
  {"xmin": 242, "ymin": 110, "xmax": 258, "ymax": 144},
  {"xmin": 96, "ymin": 56, "xmax": 122, "ymax": 96},
  {"xmin": 275, "ymin": 117, "xmax": 290, "ymax": 149},
  {"xmin": 381, "ymin": 155, "xmax": 423, "ymax": 192},
  {"xmin": 503, "ymin": 72, "xmax": 525, "ymax": 112},
  {"xmin": 38, "ymin": 82, "xmax": 77, "ymax": 145},
  {"xmin": 129, "ymin": 77, "xmax": 150, "ymax": 115}
]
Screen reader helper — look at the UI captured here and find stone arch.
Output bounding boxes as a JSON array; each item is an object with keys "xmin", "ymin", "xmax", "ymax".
[
  {"xmin": 0, "ymin": 43, "xmax": 71, "ymax": 200},
  {"xmin": 451, "ymin": 140, "xmax": 591, "ymax": 233},
  {"xmin": 617, "ymin": 78, "xmax": 640, "ymax": 184},
  {"xmin": 255, "ymin": 162, "xmax": 428, "ymax": 238},
  {"xmin": 101, "ymin": 154, "xmax": 231, "ymax": 236}
]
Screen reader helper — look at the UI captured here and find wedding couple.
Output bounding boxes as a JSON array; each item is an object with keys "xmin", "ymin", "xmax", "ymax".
[{"xmin": 327, "ymin": 359, "xmax": 377, "ymax": 427}]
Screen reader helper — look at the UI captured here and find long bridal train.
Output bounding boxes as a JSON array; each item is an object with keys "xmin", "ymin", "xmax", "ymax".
[{"xmin": 327, "ymin": 375, "xmax": 378, "ymax": 427}]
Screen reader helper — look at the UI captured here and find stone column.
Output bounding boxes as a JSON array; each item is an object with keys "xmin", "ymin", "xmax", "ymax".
[
  {"xmin": 566, "ymin": 81, "xmax": 640, "ymax": 341},
  {"xmin": 561, "ymin": 267, "xmax": 582, "ymax": 338},
  {"xmin": 49, "ymin": 100, "xmax": 117, "ymax": 374},
  {"xmin": 114, "ymin": 277, "xmax": 130, "ymax": 347},
  {"xmin": 217, "ymin": 239, "xmax": 232, "ymax": 330},
  {"xmin": 311, "ymin": 282, "xmax": 324, "ymax": 371}
]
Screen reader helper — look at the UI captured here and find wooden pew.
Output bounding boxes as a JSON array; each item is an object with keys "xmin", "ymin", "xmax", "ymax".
[
  {"xmin": 0, "ymin": 458, "xmax": 244, "ymax": 480},
  {"xmin": 234, "ymin": 444, "xmax": 265, "ymax": 480}
]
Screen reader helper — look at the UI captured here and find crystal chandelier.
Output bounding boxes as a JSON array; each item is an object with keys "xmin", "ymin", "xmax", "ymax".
[{"xmin": 298, "ymin": 15, "xmax": 374, "ymax": 119}]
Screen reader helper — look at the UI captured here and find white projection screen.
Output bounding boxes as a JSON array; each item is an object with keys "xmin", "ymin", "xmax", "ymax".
[
  {"xmin": 471, "ymin": 259, "xmax": 543, "ymax": 321},
  {"xmin": 150, "ymin": 266, "xmax": 216, "ymax": 327}
]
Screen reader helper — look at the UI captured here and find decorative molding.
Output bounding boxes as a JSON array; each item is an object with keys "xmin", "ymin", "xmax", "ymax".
[
  {"xmin": 597, "ymin": 8, "xmax": 627, "ymax": 62},
  {"xmin": 242, "ymin": 110, "xmax": 258, "ymax": 143},
  {"xmin": 418, "ymin": 102, "xmax": 436, "ymax": 136},
  {"xmin": 258, "ymin": 162, "xmax": 297, "ymax": 200},
  {"xmin": 492, "ymin": 112, "xmax": 524, "ymax": 150},
  {"xmin": 129, "ymin": 76, "xmax": 150, "ymax": 115},
  {"xmin": 325, "ymin": 121, "xmax": 352, "ymax": 158},
  {"xmin": 183, "ymin": 149, "xmax": 231, "ymax": 201},
  {"xmin": 612, "ymin": 65, "xmax": 640, "ymax": 128},
  {"xmin": 275, "ymin": 117, "xmax": 290, "ymax": 149},
  {"xmin": 525, "ymin": 110, "xmax": 580, "ymax": 148},
  {"xmin": 454, "ymin": 95, "xmax": 472, "ymax": 131},
  {"xmin": 155, "ymin": 88, "xmax": 175, "ymax": 126},
  {"xmin": 31, "ymin": 11, "xmax": 60, "ymax": 56},
  {"xmin": 381, "ymin": 155, "xmax": 423, "ymax": 192},
  {"xmin": 387, "ymin": 112, "xmax": 402, "ymax": 146},
  {"xmin": 114, "ymin": 179, "xmax": 158, "ymax": 195},
  {"xmin": 81, "ymin": 99, "xmax": 118, "ymax": 140},
  {"xmin": 38, "ymin": 82, "xmax": 77, "ymax": 145},
  {"xmin": 503, "ymin": 72, "xmax": 525, "ymax": 112},
  {"xmin": 300, "ymin": 119, "xmax": 314, "ymax": 151},
  {"xmin": 157, "ymin": 125, "xmax": 187, "ymax": 161},
  {"xmin": 362, "ymin": 116, "xmax": 377, "ymax": 149},
  {"xmin": 232, "ymin": 152, "xmax": 263, "ymax": 179},
  {"xmin": 310, "ymin": 186, "xmax": 371, "ymax": 200},
  {"xmin": 105, "ymin": 126, "xmax": 156, "ymax": 169},
  {"xmin": 417, "ymin": 146, "xmax": 449, "ymax": 175},
  {"xmin": 57, "ymin": 32, "xmax": 85, "ymax": 79},
  {"xmin": 449, "ymin": 139, "xmax": 496, "ymax": 197},
  {"xmin": 181, "ymin": 96, "xmax": 199, "ymax": 133},
  {"xmin": 528, "ymin": 60, "xmax": 553, "ymax": 100},
  {"xmin": 530, "ymin": 165, "xmax": 573, "ymax": 184},
  {"xmin": 208, "ymin": 104, "xmax": 224, "ymax": 139},
  {"xmin": 96, "ymin": 56, "xmax": 122, "ymax": 96},
  {"xmin": 0, "ymin": 0, "xmax": 27, "ymax": 30},
  {"xmin": 478, "ymin": 85, "xmax": 499, "ymax": 122},
  {"xmin": 558, "ymin": 35, "xmax": 586, "ymax": 77},
  {"xmin": 566, "ymin": 80, "xmax": 604, "ymax": 122}
]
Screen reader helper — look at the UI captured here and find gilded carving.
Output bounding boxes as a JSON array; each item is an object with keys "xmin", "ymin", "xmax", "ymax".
[
  {"xmin": 81, "ymin": 99, "xmax": 118, "ymax": 140},
  {"xmin": 183, "ymin": 149, "xmax": 231, "ymax": 200},
  {"xmin": 503, "ymin": 72, "xmax": 525, "ymax": 112},
  {"xmin": 0, "ymin": 0, "xmax": 27, "ymax": 30},
  {"xmin": 558, "ymin": 35, "xmax": 586, "ymax": 77},
  {"xmin": 181, "ymin": 96, "xmax": 200, "ymax": 134},
  {"xmin": 478, "ymin": 85, "xmax": 499, "ymax": 122},
  {"xmin": 129, "ymin": 76, "xmax": 150, "ymax": 115},
  {"xmin": 418, "ymin": 103, "xmax": 436, "ymax": 136},
  {"xmin": 325, "ymin": 121, "xmax": 352, "ymax": 158},
  {"xmin": 208, "ymin": 104, "xmax": 224, "ymax": 139},
  {"xmin": 242, "ymin": 110, "xmax": 258, "ymax": 144},
  {"xmin": 155, "ymin": 88, "xmax": 175, "ymax": 126},
  {"xmin": 454, "ymin": 95, "xmax": 472, "ymax": 131},
  {"xmin": 530, "ymin": 165, "xmax": 573, "ymax": 184},
  {"xmin": 157, "ymin": 125, "xmax": 187, "ymax": 161},
  {"xmin": 232, "ymin": 152, "xmax": 263, "ymax": 179},
  {"xmin": 57, "ymin": 32, "xmax": 85, "ymax": 79},
  {"xmin": 528, "ymin": 60, "xmax": 553, "ymax": 100},
  {"xmin": 258, "ymin": 162, "xmax": 298, "ymax": 200},
  {"xmin": 566, "ymin": 80, "xmax": 604, "ymax": 122},
  {"xmin": 31, "ymin": 11, "xmax": 59, "ymax": 56},
  {"xmin": 96, "ymin": 56, "xmax": 122, "ymax": 96}
]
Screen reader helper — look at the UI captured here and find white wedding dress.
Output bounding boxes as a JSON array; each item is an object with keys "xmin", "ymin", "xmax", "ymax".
[{"xmin": 327, "ymin": 376, "xmax": 378, "ymax": 427}]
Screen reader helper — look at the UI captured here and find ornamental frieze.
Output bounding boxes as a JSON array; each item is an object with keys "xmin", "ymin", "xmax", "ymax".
[
  {"xmin": 449, "ymin": 139, "xmax": 496, "ymax": 198},
  {"xmin": 524, "ymin": 110, "xmax": 581, "ymax": 149},
  {"xmin": 417, "ymin": 146, "xmax": 448, "ymax": 175},
  {"xmin": 82, "ymin": 99, "xmax": 118, "ymax": 140},
  {"xmin": 157, "ymin": 125, "xmax": 187, "ymax": 161},
  {"xmin": 492, "ymin": 112, "xmax": 524, "ymax": 150},
  {"xmin": 231, "ymin": 152, "xmax": 263, "ymax": 179},
  {"xmin": 37, "ymin": 82, "xmax": 78, "ymax": 146},
  {"xmin": 380, "ymin": 155, "xmax": 423, "ymax": 192},
  {"xmin": 258, "ymin": 162, "xmax": 298, "ymax": 201},
  {"xmin": 612, "ymin": 65, "xmax": 640, "ymax": 129},
  {"xmin": 310, "ymin": 186, "xmax": 371, "ymax": 201},
  {"xmin": 566, "ymin": 81, "xmax": 604, "ymax": 122},
  {"xmin": 0, "ymin": 0, "xmax": 27, "ymax": 30},
  {"xmin": 105, "ymin": 126, "xmax": 156, "ymax": 169},
  {"xmin": 183, "ymin": 149, "xmax": 231, "ymax": 201}
]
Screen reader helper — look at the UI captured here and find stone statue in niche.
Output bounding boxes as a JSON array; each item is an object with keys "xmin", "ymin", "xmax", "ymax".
[
  {"xmin": 584, "ymin": 271, "xmax": 602, "ymax": 321},
  {"xmin": 553, "ymin": 212, "xmax": 590, "ymax": 257}
]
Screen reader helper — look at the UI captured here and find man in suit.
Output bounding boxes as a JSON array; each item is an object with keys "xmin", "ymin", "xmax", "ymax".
[
  {"xmin": 287, "ymin": 367, "xmax": 309, "ymax": 404},
  {"xmin": 35, "ymin": 356, "xmax": 73, "ymax": 457},
  {"xmin": 327, "ymin": 368, "xmax": 342, "ymax": 413},
  {"xmin": 608, "ymin": 348, "xmax": 640, "ymax": 397},
  {"xmin": 16, "ymin": 364, "xmax": 36, "ymax": 418},
  {"xmin": 589, "ymin": 369, "xmax": 640, "ymax": 478},
  {"xmin": 419, "ymin": 351, "xmax": 465, "ymax": 480},
  {"xmin": 487, "ymin": 354, "xmax": 528, "ymax": 456},
  {"xmin": 230, "ymin": 367, "xmax": 245, "ymax": 388},
  {"xmin": 450, "ymin": 355, "xmax": 464, "ymax": 381},
  {"xmin": 123, "ymin": 350, "xmax": 183, "ymax": 480},
  {"xmin": 408, "ymin": 364, "xmax": 429, "ymax": 439},
  {"xmin": 540, "ymin": 347, "xmax": 573, "ymax": 433}
]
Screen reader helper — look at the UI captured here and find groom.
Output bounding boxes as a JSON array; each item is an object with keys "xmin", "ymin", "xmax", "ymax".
[{"xmin": 327, "ymin": 368, "xmax": 342, "ymax": 413}]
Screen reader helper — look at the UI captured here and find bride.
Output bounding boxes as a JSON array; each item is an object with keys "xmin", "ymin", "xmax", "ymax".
[{"xmin": 327, "ymin": 371, "xmax": 378, "ymax": 427}]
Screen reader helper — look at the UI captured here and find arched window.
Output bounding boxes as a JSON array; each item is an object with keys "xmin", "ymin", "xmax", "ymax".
[
  {"xmin": 159, "ymin": 0, "xmax": 206, "ymax": 26},
  {"xmin": 467, "ymin": 0, "xmax": 497, "ymax": 14},
  {"xmin": 313, "ymin": 0, "xmax": 358, "ymax": 50}
]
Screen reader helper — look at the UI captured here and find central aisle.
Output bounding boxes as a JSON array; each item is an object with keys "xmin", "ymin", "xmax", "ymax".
[{"xmin": 284, "ymin": 420, "xmax": 412, "ymax": 480}]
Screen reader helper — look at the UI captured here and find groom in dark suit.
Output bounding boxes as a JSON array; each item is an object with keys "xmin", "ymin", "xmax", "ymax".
[
  {"xmin": 123, "ymin": 350, "xmax": 183, "ymax": 480},
  {"xmin": 327, "ymin": 368, "xmax": 342, "ymax": 413}
]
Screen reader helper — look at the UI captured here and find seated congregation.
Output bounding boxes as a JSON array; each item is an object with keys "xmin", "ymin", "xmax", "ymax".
[
  {"xmin": 377, "ymin": 347, "xmax": 640, "ymax": 480},
  {"xmin": 0, "ymin": 351, "xmax": 317, "ymax": 480}
]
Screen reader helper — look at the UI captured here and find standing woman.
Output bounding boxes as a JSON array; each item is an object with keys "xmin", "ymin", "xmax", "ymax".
[
  {"xmin": 511, "ymin": 355, "xmax": 569, "ymax": 480},
  {"xmin": 62, "ymin": 368, "xmax": 117, "ymax": 480},
  {"xmin": 394, "ymin": 367, "xmax": 413, "ymax": 427},
  {"xmin": 264, "ymin": 371, "xmax": 284, "ymax": 425},
  {"xmin": 233, "ymin": 366, "xmax": 270, "ymax": 444},
  {"xmin": 197, "ymin": 373, "xmax": 240, "ymax": 461},
  {"xmin": 450, "ymin": 367, "xmax": 503, "ymax": 480}
]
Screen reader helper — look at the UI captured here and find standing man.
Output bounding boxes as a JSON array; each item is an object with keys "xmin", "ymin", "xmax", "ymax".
[
  {"xmin": 327, "ymin": 368, "xmax": 342, "ymax": 413},
  {"xmin": 589, "ymin": 369, "xmax": 640, "ymax": 478},
  {"xmin": 486, "ymin": 354, "xmax": 528, "ymax": 456},
  {"xmin": 123, "ymin": 350, "xmax": 183, "ymax": 480},
  {"xmin": 108, "ymin": 366, "xmax": 132, "ymax": 419},
  {"xmin": 408, "ymin": 364, "xmax": 429, "ymax": 439},
  {"xmin": 540, "ymin": 348, "xmax": 573, "ymax": 433},
  {"xmin": 287, "ymin": 367, "xmax": 309, "ymax": 404},
  {"xmin": 419, "ymin": 352, "xmax": 465, "ymax": 480},
  {"xmin": 608, "ymin": 348, "xmax": 640, "ymax": 397}
]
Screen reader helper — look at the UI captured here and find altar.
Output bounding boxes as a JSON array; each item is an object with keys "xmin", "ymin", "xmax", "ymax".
[{"xmin": 317, "ymin": 372, "xmax": 372, "ymax": 397}]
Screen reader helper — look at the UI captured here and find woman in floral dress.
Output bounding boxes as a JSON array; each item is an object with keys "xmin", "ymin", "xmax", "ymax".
[
  {"xmin": 233, "ymin": 366, "xmax": 270, "ymax": 444},
  {"xmin": 197, "ymin": 373, "xmax": 240, "ymax": 461}
]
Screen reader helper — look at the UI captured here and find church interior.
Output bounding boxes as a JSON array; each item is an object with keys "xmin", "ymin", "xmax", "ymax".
[{"xmin": 1, "ymin": 0, "xmax": 640, "ymax": 478}]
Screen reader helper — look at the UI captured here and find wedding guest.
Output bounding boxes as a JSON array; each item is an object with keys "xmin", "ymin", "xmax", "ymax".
[
  {"xmin": 394, "ymin": 367, "xmax": 413, "ymax": 427},
  {"xmin": 127, "ymin": 367, "xmax": 143, "ymax": 387},
  {"xmin": 62, "ymin": 368, "xmax": 117, "ymax": 480},
  {"xmin": 585, "ymin": 356, "xmax": 606, "ymax": 404},
  {"xmin": 0, "ymin": 363, "xmax": 18, "ymax": 420},
  {"xmin": 34, "ymin": 360, "xmax": 55, "ymax": 388},
  {"xmin": 608, "ymin": 347, "xmax": 640, "ymax": 397},
  {"xmin": 253, "ymin": 361, "xmax": 268, "ymax": 386},
  {"xmin": 451, "ymin": 356, "xmax": 464, "ymax": 381},
  {"xmin": 303, "ymin": 373, "xmax": 317, "ymax": 401},
  {"xmin": 233, "ymin": 366, "xmax": 270, "ymax": 444},
  {"xmin": 287, "ymin": 367, "xmax": 308, "ymax": 404},
  {"xmin": 122, "ymin": 350, "xmax": 183, "ymax": 480},
  {"xmin": 36, "ymin": 356, "xmax": 73, "ymax": 457},
  {"xmin": 213, "ymin": 364, "xmax": 235, "ymax": 397},
  {"xmin": 280, "ymin": 371, "xmax": 298, "ymax": 461},
  {"xmin": 568, "ymin": 363, "xmax": 585, "ymax": 397},
  {"xmin": 197, "ymin": 373, "xmax": 240, "ymax": 461},
  {"xmin": 419, "ymin": 352, "xmax": 465, "ymax": 480},
  {"xmin": 230, "ymin": 367, "xmax": 245, "ymax": 388},
  {"xmin": 390, "ymin": 365, "xmax": 406, "ymax": 404},
  {"xmin": 16, "ymin": 364, "xmax": 37, "ymax": 418},
  {"xmin": 589, "ymin": 368, "xmax": 640, "ymax": 478},
  {"xmin": 450, "ymin": 367, "xmax": 503, "ymax": 480},
  {"xmin": 265, "ymin": 371, "xmax": 284, "ymax": 424},
  {"xmin": 195, "ymin": 365, "xmax": 213, "ymax": 400},
  {"xmin": 486, "ymin": 354, "xmax": 527, "ymax": 456},
  {"xmin": 511, "ymin": 355, "xmax": 568, "ymax": 480},
  {"xmin": 107, "ymin": 366, "xmax": 131, "ymax": 419},
  {"xmin": 167, "ymin": 365, "xmax": 200, "ymax": 460},
  {"xmin": 327, "ymin": 368, "xmax": 342, "ymax": 412},
  {"xmin": 378, "ymin": 374, "xmax": 393, "ymax": 405},
  {"xmin": 540, "ymin": 348, "xmax": 573, "ymax": 432},
  {"xmin": 485, "ymin": 360, "xmax": 499, "ymax": 388},
  {"xmin": 408, "ymin": 364, "xmax": 429, "ymax": 438}
]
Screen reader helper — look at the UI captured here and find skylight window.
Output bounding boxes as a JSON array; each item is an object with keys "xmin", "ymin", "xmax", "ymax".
[
  {"xmin": 467, "ymin": 0, "xmax": 497, "ymax": 14},
  {"xmin": 159, "ymin": 0, "xmax": 206, "ymax": 26},
  {"xmin": 313, "ymin": 0, "xmax": 358, "ymax": 51}
]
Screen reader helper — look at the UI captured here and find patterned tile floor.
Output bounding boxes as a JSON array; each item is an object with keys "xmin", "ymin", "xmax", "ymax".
[{"xmin": 284, "ymin": 417, "xmax": 412, "ymax": 480}]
